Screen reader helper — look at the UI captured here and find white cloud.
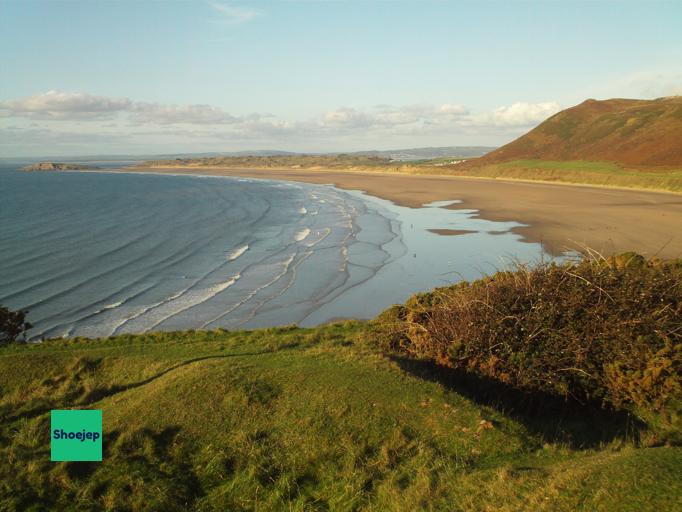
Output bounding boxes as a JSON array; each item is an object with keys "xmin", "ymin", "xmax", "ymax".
[
  {"xmin": 131, "ymin": 103, "xmax": 237, "ymax": 125},
  {"xmin": 209, "ymin": 1, "xmax": 262, "ymax": 24},
  {"xmin": 439, "ymin": 103, "xmax": 468, "ymax": 116},
  {"xmin": 0, "ymin": 91, "xmax": 563, "ymax": 154},
  {"xmin": 321, "ymin": 108, "xmax": 373, "ymax": 129},
  {"xmin": 318, "ymin": 103, "xmax": 470, "ymax": 132},
  {"xmin": 0, "ymin": 91, "xmax": 239, "ymax": 125},
  {"xmin": 0, "ymin": 90, "xmax": 132, "ymax": 120},
  {"xmin": 0, "ymin": 92, "xmax": 559, "ymax": 134},
  {"xmin": 488, "ymin": 102, "xmax": 561, "ymax": 127}
]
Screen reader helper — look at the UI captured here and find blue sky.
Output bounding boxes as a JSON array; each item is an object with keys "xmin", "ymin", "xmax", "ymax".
[{"xmin": 1, "ymin": 0, "xmax": 681, "ymax": 157}]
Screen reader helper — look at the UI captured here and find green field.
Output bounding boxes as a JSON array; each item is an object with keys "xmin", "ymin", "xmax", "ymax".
[
  {"xmin": 448, "ymin": 159, "xmax": 682, "ymax": 193},
  {"xmin": 1, "ymin": 321, "xmax": 680, "ymax": 511},
  {"xmin": 498, "ymin": 159, "xmax": 625, "ymax": 173}
]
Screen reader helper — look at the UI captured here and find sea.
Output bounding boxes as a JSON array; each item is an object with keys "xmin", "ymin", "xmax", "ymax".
[{"xmin": 0, "ymin": 162, "xmax": 555, "ymax": 340}]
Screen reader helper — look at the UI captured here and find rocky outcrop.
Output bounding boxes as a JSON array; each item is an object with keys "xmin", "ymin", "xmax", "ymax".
[{"xmin": 21, "ymin": 162, "xmax": 98, "ymax": 171}]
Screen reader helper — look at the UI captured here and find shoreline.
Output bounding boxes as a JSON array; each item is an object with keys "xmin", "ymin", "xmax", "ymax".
[
  {"xmin": 132, "ymin": 163, "xmax": 682, "ymax": 196},
  {"xmin": 99, "ymin": 166, "xmax": 682, "ymax": 258}
]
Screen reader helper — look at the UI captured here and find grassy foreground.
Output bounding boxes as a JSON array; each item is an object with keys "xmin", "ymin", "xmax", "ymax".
[{"xmin": 1, "ymin": 320, "xmax": 681, "ymax": 510}]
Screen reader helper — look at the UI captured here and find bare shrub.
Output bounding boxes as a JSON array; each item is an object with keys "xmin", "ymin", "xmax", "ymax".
[{"xmin": 373, "ymin": 253, "xmax": 682, "ymax": 427}]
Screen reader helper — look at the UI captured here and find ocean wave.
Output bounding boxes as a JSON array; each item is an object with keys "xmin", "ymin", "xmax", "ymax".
[
  {"xmin": 294, "ymin": 228, "xmax": 311, "ymax": 242},
  {"xmin": 145, "ymin": 274, "xmax": 242, "ymax": 330},
  {"xmin": 111, "ymin": 273, "xmax": 242, "ymax": 335},
  {"xmin": 202, "ymin": 253, "xmax": 296, "ymax": 328},
  {"xmin": 26, "ymin": 229, "xmax": 226, "ymax": 337},
  {"xmin": 1, "ymin": 231, "xmax": 153, "ymax": 305},
  {"xmin": 304, "ymin": 227, "xmax": 331, "ymax": 248},
  {"xmin": 111, "ymin": 286, "xmax": 189, "ymax": 335},
  {"xmin": 208, "ymin": 275, "xmax": 241, "ymax": 294},
  {"xmin": 227, "ymin": 245, "xmax": 249, "ymax": 261},
  {"xmin": 232, "ymin": 251, "xmax": 314, "ymax": 328},
  {"xmin": 340, "ymin": 246, "xmax": 349, "ymax": 271},
  {"xmin": 108, "ymin": 225, "xmax": 304, "ymax": 336},
  {"xmin": 43, "ymin": 299, "xmax": 124, "ymax": 338}
]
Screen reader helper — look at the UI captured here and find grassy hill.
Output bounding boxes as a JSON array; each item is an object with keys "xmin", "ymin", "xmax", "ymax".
[
  {"xmin": 1, "ymin": 254, "xmax": 680, "ymax": 511},
  {"xmin": 436, "ymin": 97, "xmax": 682, "ymax": 192},
  {"xmin": 478, "ymin": 97, "xmax": 682, "ymax": 167}
]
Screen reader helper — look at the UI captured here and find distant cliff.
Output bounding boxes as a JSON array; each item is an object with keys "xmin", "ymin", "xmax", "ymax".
[{"xmin": 21, "ymin": 162, "xmax": 99, "ymax": 171}]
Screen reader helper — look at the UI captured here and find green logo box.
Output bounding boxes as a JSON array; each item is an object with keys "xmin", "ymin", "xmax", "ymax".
[{"xmin": 51, "ymin": 409, "xmax": 102, "ymax": 462}]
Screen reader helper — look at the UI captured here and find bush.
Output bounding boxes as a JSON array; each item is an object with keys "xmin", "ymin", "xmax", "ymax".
[
  {"xmin": 0, "ymin": 305, "xmax": 32, "ymax": 344},
  {"xmin": 373, "ymin": 253, "xmax": 682, "ymax": 427}
]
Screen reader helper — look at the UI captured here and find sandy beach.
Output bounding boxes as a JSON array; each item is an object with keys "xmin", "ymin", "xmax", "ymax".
[{"xmin": 121, "ymin": 166, "xmax": 682, "ymax": 258}]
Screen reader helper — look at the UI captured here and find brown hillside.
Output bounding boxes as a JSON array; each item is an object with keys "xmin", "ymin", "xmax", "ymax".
[{"xmin": 477, "ymin": 96, "xmax": 682, "ymax": 167}]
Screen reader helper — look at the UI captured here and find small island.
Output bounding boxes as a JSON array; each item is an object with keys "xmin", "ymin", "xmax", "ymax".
[{"xmin": 20, "ymin": 162, "xmax": 99, "ymax": 171}]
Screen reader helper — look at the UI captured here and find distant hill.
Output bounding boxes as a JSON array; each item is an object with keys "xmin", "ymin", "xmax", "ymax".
[
  {"xmin": 166, "ymin": 147, "xmax": 495, "ymax": 161},
  {"xmin": 171, "ymin": 150, "xmax": 298, "ymax": 158},
  {"xmin": 351, "ymin": 146, "xmax": 496, "ymax": 161},
  {"xmin": 3, "ymin": 147, "xmax": 493, "ymax": 164},
  {"xmin": 162, "ymin": 147, "xmax": 495, "ymax": 161},
  {"xmin": 477, "ymin": 96, "xmax": 682, "ymax": 168}
]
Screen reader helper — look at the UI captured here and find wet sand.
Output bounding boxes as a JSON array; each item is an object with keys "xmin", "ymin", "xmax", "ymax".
[
  {"xmin": 123, "ymin": 166, "xmax": 682, "ymax": 258},
  {"xmin": 427, "ymin": 229, "xmax": 478, "ymax": 236}
]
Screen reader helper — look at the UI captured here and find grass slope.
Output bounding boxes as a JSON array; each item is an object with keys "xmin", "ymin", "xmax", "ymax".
[
  {"xmin": 1, "ymin": 323, "xmax": 680, "ymax": 511},
  {"xmin": 477, "ymin": 97, "xmax": 682, "ymax": 168},
  {"xmin": 435, "ymin": 97, "xmax": 682, "ymax": 192},
  {"xmin": 447, "ymin": 158, "xmax": 682, "ymax": 192}
]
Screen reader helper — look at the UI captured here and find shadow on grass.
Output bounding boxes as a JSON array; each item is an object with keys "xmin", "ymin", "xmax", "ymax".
[
  {"xmin": 390, "ymin": 354, "xmax": 645, "ymax": 449},
  {"xmin": 2, "ymin": 351, "xmax": 270, "ymax": 425}
]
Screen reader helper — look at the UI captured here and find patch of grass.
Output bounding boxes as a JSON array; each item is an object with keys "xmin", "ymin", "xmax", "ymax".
[
  {"xmin": 498, "ymin": 159, "xmax": 625, "ymax": 173},
  {"xmin": 1, "ymin": 313, "xmax": 680, "ymax": 509},
  {"xmin": 538, "ymin": 112, "xmax": 580, "ymax": 139},
  {"xmin": 452, "ymin": 159, "xmax": 682, "ymax": 192}
]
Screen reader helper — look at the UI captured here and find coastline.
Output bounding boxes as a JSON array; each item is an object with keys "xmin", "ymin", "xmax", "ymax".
[
  {"xmin": 103, "ymin": 166, "xmax": 682, "ymax": 258},
  {"xmin": 6, "ymin": 168, "xmax": 550, "ymax": 338}
]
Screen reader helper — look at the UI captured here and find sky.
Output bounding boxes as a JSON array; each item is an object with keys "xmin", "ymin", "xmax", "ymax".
[{"xmin": 1, "ymin": 0, "xmax": 681, "ymax": 157}]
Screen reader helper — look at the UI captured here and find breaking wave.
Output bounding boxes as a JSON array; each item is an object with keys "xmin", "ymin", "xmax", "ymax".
[{"xmin": 227, "ymin": 245, "xmax": 249, "ymax": 261}]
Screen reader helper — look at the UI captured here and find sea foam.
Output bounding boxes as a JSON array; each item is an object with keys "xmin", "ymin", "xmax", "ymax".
[
  {"xmin": 227, "ymin": 245, "xmax": 249, "ymax": 261},
  {"xmin": 294, "ymin": 228, "xmax": 311, "ymax": 242},
  {"xmin": 208, "ymin": 275, "xmax": 240, "ymax": 294}
]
